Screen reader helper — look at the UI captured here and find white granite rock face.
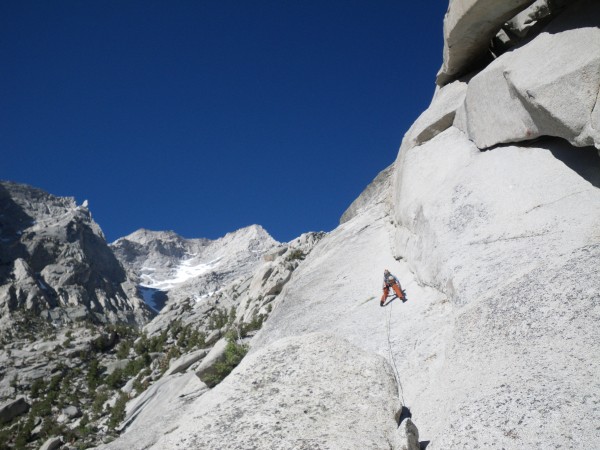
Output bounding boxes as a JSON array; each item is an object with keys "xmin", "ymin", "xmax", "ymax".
[
  {"xmin": 97, "ymin": 372, "xmax": 207, "ymax": 449},
  {"xmin": 246, "ymin": 123, "xmax": 600, "ymax": 448},
  {"xmin": 146, "ymin": 333, "xmax": 406, "ymax": 450},
  {"xmin": 250, "ymin": 184, "xmax": 448, "ymax": 448},
  {"xmin": 340, "ymin": 164, "xmax": 393, "ymax": 224},
  {"xmin": 402, "ymin": 80, "xmax": 467, "ymax": 150},
  {"xmin": 391, "ymin": 126, "xmax": 600, "ymax": 448},
  {"xmin": 393, "ymin": 126, "xmax": 600, "ymax": 304},
  {"xmin": 454, "ymin": 0, "xmax": 600, "ymax": 149}
]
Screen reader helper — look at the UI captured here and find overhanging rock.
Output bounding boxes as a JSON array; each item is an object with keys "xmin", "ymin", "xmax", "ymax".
[{"xmin": 454, "ymin": 0, "xmax": 600, "ymax": 150}]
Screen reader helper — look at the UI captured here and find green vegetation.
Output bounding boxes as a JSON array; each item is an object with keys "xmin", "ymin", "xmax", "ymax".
[
  {"xmin": 30, "ymin": 378, "xmax": 46, "ymax": 399},
  {"xmin": 92, "ymin": 389, "xmax": 110, "ymax": 418},
  {"xmin": 116, "ymin": 340, "xmax": 131, "ymax": 359},
  {"xmin": 87, "ymin": 357, "xmax": 101, "ymax": 390},
  {"xmin": 133, "ymin": 329, "xmax": 167, "ymax": 355},
  {"xmin": 286, "ymin": 249, "xmax": 306, "ymax": 261},
  {"xmin": 203, "ymin": 337, "xmax": 249, "ymax": 387},
  {"xmin": 239, "ymin": 311, "xmax": 266, "ymax": 337},
  {"xmin": 132, "ymin": 370, "xmax": 151, "ymax": 395},
  {"xmin": 208, "ymin": 307, "xmax": 229, "ymax": 330},
  {"xmin": 1, "ymin": 292, "xmax": 274, "ymax": 449},
  {"xmin": 108, "ymin": 393, "xmax": 128, "ymax": 430},
  {"xmin": 14, "ymin": 416, "xmax": 35, "ymax": 448}
]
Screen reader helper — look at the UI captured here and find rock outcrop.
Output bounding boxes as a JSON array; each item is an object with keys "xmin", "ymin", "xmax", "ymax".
[
  {"xmin": 340, "ymin": 164, "xmax": 394, "ymax": 224},
  {"xmin": 437, "ymin": 0, "xmax": 535, "ymax": 85},
  {"xmin": 100, "ymin": 333, "xmax": 406, "ymax": 450},
  {"xmin": 0, "ymin": 397, "xmax": 29, "ymax": 424},
  {"xmin": 403, "ymin": 79, "xmax": 467, "ymax": 149},
  {"xmin": 39, "ymin": 436, "xmax": 63, "ymax": 450},
  {"xmin": 0, "ymin": 181, "xmax": 152, "ymax": 328},
  {"xmin": 454, "ymin": 0, "xmax": 600, "ymax": 149},
  {"xmin": 438, "ymin": 0, "xmax": 581, "ymax": 86}
]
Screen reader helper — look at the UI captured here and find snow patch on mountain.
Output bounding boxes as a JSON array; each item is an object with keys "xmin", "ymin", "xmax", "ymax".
[{"xmin": 139, "ymin": 256, "xmax": 223, "ymax": 291}]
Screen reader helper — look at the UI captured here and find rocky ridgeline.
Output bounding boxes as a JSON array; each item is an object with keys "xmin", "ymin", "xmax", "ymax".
[
  {"xmin": 0, "ymin": 181, "xmax": 152, "ymax": 329},
  {"xmin": 0, "ymin": 181, "xmax": 157, "ymax": 449}
]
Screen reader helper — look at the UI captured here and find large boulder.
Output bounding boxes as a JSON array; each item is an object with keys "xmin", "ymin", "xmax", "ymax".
[
  {"xmin": 62, "ymin": 405, "xmax": 81, "ymax": 419},
  {"xmin": 39, "ymin": 436, "xmax": 63, "ymax": 450},
  {"xmin": 0, "ymin": 397, "xmax": 30, "ymax": 424},
  {"xmin": 163, "ymin": 347, "xmax": 209, "ymax": 376},
  {"xmin": 454, "ymin": 0, "xmax": 600, "ymax": 149},
  {"xmin": 102, "ymin": 359, "xmax": 129, "ymax": 376},
  {"xmin": 193, "ymin": 337, "xmax": 228, "ymax": 385}
]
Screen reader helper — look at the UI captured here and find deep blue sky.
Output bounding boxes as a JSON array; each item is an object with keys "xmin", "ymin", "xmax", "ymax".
[{"xmin": 1, "ymin": 1, "xmax": 446, "ymax": 243}]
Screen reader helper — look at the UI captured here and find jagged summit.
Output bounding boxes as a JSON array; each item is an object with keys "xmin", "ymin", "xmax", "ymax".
[
  {"xmin": 113, "ymin": 228, "xmax": 199, "ymax": 245},
  {"xmin": 0, "ymin": 181, "xmax": 152, "ymax": 328}
]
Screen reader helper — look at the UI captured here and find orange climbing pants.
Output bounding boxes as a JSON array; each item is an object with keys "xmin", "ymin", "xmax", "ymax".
[{"xmin": 381, "ymin": 282, "xmax": 403, "ymax": 302}]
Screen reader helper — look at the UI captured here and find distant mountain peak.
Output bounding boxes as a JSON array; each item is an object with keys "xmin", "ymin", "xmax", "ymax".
[{"xmin": 111, "ymin": 223, "xmax": 279, "ymax": 313}]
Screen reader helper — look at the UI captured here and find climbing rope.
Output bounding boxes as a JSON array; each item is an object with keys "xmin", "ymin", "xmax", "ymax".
[{"xmin": 385, "ymin": 298, "xmax": 406, "ymax": 406}]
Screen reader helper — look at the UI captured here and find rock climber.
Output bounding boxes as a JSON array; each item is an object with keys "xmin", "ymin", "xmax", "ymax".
[{"xmin": 381, "ymin": 269, "xmax": 404, "ymax": 306}]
